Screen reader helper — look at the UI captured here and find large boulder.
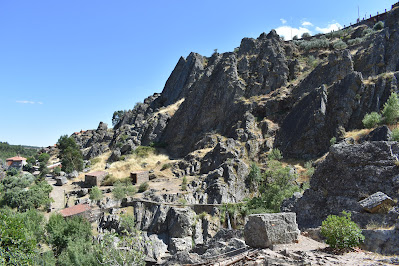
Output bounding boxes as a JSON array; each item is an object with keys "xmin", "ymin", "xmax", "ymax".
[
  {"xmin": 291, "ymin": 141, "xmax": 399, "ymax": 229},
  {"xmin": 359, "ymin": 126, "xmax": 392, "ymax": 143},
  {"xmin": 244, "ymin": 213, "xmax": 300, "ymax": 248}
]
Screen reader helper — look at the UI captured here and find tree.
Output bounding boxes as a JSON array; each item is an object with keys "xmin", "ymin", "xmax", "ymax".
[
  {"xmin": 57, "ymin": 135, "xmax": 83, "ymax": 174},
  {"xmin": 38, "ymin": 153, "xmax": 50, "ymax": 163},
  {"xmin": 0, "ymin": 208, "xmax": 37, "ymax": 265},
  {"xmin": 46, "ymin": 214, "xmax": 92, "ymax": 255},
  {"xmin": 112, "ymin": 110, "xmax": 126, "ymax": 127},
  {"xmin": 302, "ymin": 32, "xmax": 311, "ymax": 38},
  {"xmin": 382, "ymin": 92, "xmax": 399, "ymax": 124}
]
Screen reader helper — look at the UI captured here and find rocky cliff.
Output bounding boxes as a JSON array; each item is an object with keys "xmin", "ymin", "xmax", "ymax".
[{"xmin": 72, "ymin": 7, "xmax": 399, "ymax": 207}]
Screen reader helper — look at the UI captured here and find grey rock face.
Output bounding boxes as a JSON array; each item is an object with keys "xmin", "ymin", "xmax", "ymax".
[
  {"xmin": 361, "ymin": 228, "xmax": 399, "ymax": 255},
  {"xmin": 169, "ymin": 237, "xmax": 192, "ymax": 254},
  {"xmin": 108, "ymin": 149, "xmax": 121, "ymax": 162},
  {"xmin": 244, "ymin": 213, "xmax": 300, "ymax": 248},
  {"xmin": 291, "ymin": 141, "xmax": 399, "ymax": 228}
]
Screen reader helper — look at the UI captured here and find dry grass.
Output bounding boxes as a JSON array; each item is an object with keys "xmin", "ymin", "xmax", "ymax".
[
  {"xmin": 80, "ymin": 149, "xmax": 176, "ymax": 181},
  {"xmin": 344, "ymin": 128, "xmax": 372, "ymax": 142},
  {"xmin": 155, "ymin": 98, "xmax": 185, "ymax": 117}
]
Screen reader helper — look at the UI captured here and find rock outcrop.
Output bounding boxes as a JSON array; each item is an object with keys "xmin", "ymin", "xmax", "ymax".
[{"xmin": 289, "ymin": 141, "xmax": 399, "ymax": 229}]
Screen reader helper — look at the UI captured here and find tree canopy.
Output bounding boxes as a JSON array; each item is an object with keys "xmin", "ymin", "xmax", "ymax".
[{"xmin": 57, "ymin": 135, "xmax": 83, "ymax": 173}]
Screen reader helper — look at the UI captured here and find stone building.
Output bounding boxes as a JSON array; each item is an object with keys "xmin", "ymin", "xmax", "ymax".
[
  {"xmin": 130, "ymin": 171, "xmax": 149, "ymax": 185},
  {"xmin": 85, "ymin": 171, "xmax": 108, "ymax": 187}
]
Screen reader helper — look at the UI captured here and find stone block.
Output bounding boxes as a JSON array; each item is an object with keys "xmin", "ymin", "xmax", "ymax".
[
  {"xmin": 244, "ymin": 213, "xmax": 300, "ymax": 248},
  {"xmin": 359, "ymin": 192, "xmax": 395, "ymax": 213}
]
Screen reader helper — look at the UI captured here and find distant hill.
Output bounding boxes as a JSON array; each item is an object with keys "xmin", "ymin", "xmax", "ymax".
[{"xmin": 0, "ymin": 141, "xmax": 40, "ymax": 161}]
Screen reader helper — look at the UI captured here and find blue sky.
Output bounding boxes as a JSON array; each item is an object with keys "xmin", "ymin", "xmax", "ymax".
[{"xmin": 0, "ymin": 0, "xmax": 394, "ymax": 147}]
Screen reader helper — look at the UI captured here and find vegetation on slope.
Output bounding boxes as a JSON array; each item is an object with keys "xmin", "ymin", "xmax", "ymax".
[{"xmin": 0, "ymin": 141, "xmax": 39, "ymax": 161}]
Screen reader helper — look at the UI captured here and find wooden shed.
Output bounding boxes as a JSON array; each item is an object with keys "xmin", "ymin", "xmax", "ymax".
[
  {"xmin": 85, "ymin": 171, "xmax": 108, "ymax": 187},
  {"xmin": 130, "ymin": 171, "xmax": 149, "ymax": 185}
]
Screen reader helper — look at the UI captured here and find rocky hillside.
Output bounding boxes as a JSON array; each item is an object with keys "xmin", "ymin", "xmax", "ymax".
[{"xmin": 72, "ymin": 7, "xmax": 399, "ymax": 207}]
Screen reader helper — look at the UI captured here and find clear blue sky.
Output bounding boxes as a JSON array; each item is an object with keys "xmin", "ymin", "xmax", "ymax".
[{"xmin": 0, "ymin": 0, "xmax": 394, "ymax": 147}]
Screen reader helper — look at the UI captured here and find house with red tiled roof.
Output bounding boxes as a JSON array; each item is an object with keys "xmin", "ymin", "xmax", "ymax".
[
  {"xmin": 6, "ymin": 156, "xmax": 27, "ymax": 170},
  {"xmin": 59, "ymin": 204, "xmax": 91, "ymax": 219}
]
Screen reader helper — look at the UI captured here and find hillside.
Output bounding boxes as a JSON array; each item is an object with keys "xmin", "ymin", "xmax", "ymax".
[
  {"xmin": 15, "ymin": 5, "xmax": 399, "ymax": 264},
  {"xmin": 0, "ymin": 141, "xmax": 39, "ymax": 161}
]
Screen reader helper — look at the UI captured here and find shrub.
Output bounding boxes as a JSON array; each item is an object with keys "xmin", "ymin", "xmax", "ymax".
[
  {"xmin": 53, "ymin": 167, "xmax": 61, "ymax": 175},
  {"xmin": 347, "ymin": 37, "xmax": 365, "ymax": 46},
  {"xmin": 246, "ymin": 162, "xmax": 262, "ymax": 192},
  {"xmin": 362, "ymin": 112, "xmax": 381, "ymax": 128},
  {"xmin": 102, "ymin": 174, "xmax": 117, "ymax": 186},
  {"xmin": 268, "ymin": 148, "xmax": 283, "ymax": 161},
  {"xmin": 292, "ymin": 35, "xmax": 298, "ymax": 40},
  {"xmin": 90, "ymin": 157, "xmax": 101, "ymax": 165},
  {"xmin": 138, "ymin": 182, "xmax": 149, "ymax": 193},
  {"xmin": 332, "ymin": 39, "xmax": 347, "ymax": 50},
  {"xmin": 392, "ymin": 128, "xmax": 399, "ymax": 141},
  {"xmin": 330, "ymin": 137, "xmax": 337, "ymax": 146},
  {"xmin": 181, "ymin": 177, "xmax": 188, "ymax": 191},
  {"xmin": 382, "ymin": 92, "xmax": 399, "ymax": 124},
  {"xmin": 160, "ymin": 163, "xmax": 171, "ymax": 171},
  {"xmin": 301, "ymin": 32, "xmax": 311, "ymax": 38},
  {"xmin": 89, "ymin": 186, "xmax": 103, "ymax": 201},
  {"xmin": 134, "ymin": 146, "xmax": 155, "ymax": 158},
  {"xmin": 373, "ymin": 21, "xmax": 384, "ymax": 31},
  {"xmin": 362, "ymin": 27, "xmax": 374, "ymax": 36},
  {"xmin": 321, "ymin": 211, "xmax": 364, "ymax": 249}
]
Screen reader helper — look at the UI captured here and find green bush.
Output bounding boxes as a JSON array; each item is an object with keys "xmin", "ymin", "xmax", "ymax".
[
  {"xmin": 246, "ymin": 162, "xmax": 262, "ymax": 192},
  {"xmin": 321, "ymin": 211, "xmax": 364, "ymax": 249},
  {"xmin": 362, "ymin": 112, "xmax": 381, "ymax": 128},
  {"xmin": 89, "ymin": 186, "xmax": 103, "ymax": 201},
  {"xmin": 301, "ymin": 32, "xmax": 311, "ymax": 38},
  {"xmin": 330, "ymin": 137, "xmax": 337, "ymax": 146},
  {"xmin": 382, "ymin": 92, "xmax": 399, "ymax": 124},
  {"xmin": 332, "ymin": 39, "xmax": 347, "ymax": 50},
  {"xmin": 392, "ymin": 128, "xmax": 399, "ymax": 141},
  {"xmin": 268, "ymin": 148, "xmax": 283, "ymax": 161},
  {"xmin": 138, "ymin": 182, "xmax": 149, "ymax": 193},
  {"xmin": 373, "ymin": 21, "xmax": 384, "ymax": 31},
  {"xmin": 134, "ymin": 146, "xmax": 155, "ymax": 158},
  {"xmin": 53, "ymin": 167, "xmax": 61, "ymax": 175},
  {"xmin": 347, "ymin": 37, "xmax": 365, "ymax": 46},
  {"xmin": 160, "ymin": 163, "xmax": 171, "ymax": 171}
]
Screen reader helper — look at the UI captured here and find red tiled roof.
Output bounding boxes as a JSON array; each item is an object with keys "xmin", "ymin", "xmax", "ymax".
[
  {"xmin": 59, "ymin": 204, "xmax": 90, "ymax": 217},
  {"xmin": 86, "ymin": 171, "xmax": 107, "ymax": 177},
  {"xmin": 6, "ymin": 156, "xmax": 27, "ymax": 162}
]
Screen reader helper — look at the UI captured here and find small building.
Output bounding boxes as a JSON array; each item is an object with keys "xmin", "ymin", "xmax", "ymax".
[
  {"xmin": 130, "ymin": 171, "xmax": 149, "ymax": 185},
  {"xmin": 6, "ymin": 156, "xmax": 27, "ymax": 170},
  {"xmin": 85, "ymin": 171, "xmax": 108, "ymax": 187},
  {"xmin": 59, "ymin": 204, "xmax": 91, "ymax": 219}
]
